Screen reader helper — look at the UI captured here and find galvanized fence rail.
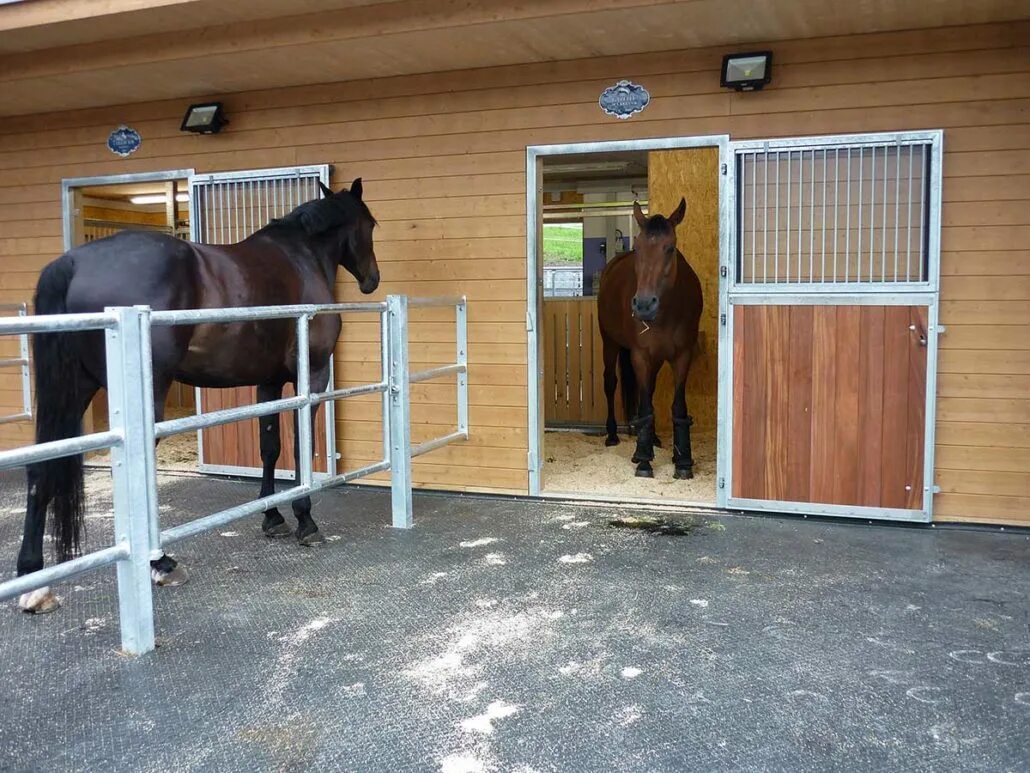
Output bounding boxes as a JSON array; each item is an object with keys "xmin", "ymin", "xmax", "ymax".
[{"xmin": 0, "ymin": 295, "xmax": 468, "ymax": 655}]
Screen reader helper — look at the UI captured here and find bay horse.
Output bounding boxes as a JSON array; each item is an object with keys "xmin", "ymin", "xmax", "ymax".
[
  {"xmin": 16, "ymin": 178, "xmax": 379, "ymax": 614},
  {"xmin": 597, "ymin": 199, "xmax": 702, "ymax": 479}
]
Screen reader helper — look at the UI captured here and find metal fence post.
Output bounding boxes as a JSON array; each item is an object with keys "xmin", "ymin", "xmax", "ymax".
[
  {"xmin": 387, "ymin": 295, "xmax": 413, "ymax": 528},
  {"xmin": 380, "ymin": 306, "xmax": 391, "ymax": 471},
  {"xmin": 295, "ymin": 313, "xmax": 313, "ymax": 487},
  {"xmin": 105, "ymin": 306, "xmax": 157, "ymax": 655},
  {"xmin": 456, "ymin": 297, "xmax": 469, "ymax": 438}
]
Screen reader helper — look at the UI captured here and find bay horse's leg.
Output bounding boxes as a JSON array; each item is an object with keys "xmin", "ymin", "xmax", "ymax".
[
  {"xmin": 257, "ymin": 382, "xmax": 291, "ymax": 538},
  {"xmin": 290, "ymin": 364, "xmax": 331, "ymax": 547},
  {"xmin": 671, "ymin": 353, "xmax": 695, "ymax": 480},
  {"xmin": 601, "ymin": 334, "xmax": 620, "ymax": 446},
  {"xmin": 17, "ymin": 375, "xmax": 98, "ymax": 614},
  {"xmin": 629, "ymin": 351, "xmax": 658, "ymax": 478},
  {"xmin": 148, "ymin": 375, "xmax": 189, "ymax": 587}
]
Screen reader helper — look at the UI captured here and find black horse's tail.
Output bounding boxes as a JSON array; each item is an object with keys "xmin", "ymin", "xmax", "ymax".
[
  {"xmin": 32, "ymin": 256, "xmax": 85, "ymax": 562},
  {"xmin": 617, "ymin": 347, "xmax": 637, "ymax": 432}
]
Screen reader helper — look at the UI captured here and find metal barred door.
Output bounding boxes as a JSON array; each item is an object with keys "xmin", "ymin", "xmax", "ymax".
[
  {"xmin": 720, "ymin": 131, "xmax": 943, "ymax": 522},
  {"xmin": 188, "ymin": 165, "xmax": 336, "ymax": 479}
]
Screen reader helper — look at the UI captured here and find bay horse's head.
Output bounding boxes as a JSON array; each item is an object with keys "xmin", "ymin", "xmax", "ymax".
[
  {"xmin": 284, "ymin": 177, "xmax": 380, "ymax": 294},
  {"xmin": 630, "ymin": 198, "xmax": 686, "ymax": 322}
]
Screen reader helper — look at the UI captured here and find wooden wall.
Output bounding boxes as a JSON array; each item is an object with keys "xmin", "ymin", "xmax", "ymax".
[{"xmin": 0, "ymin": 22, "xmax": 1027, "ymax": 521}]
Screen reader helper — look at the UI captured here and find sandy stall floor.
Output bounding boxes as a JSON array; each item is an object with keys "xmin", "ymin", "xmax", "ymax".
[
  {"xmin": 89, "ymin": 405, "xmax": 199, "ymax": 472},
  {"xmin": 543, "ymin": 427, "xmax": 717, "ymax": 504}
]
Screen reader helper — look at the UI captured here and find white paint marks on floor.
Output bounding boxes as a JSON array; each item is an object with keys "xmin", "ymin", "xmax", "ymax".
[
  {"xmin": 618, "ymin": 705, "xmax": 642, "ymax": 726},
  {"xmin": 326, "ymin": 535, "xmax": 343, "ymax": 542},
  {"xmin": 460, "ymin": 538, "xmax": 499, "ymax": 548},
  {"xmin": 439, "ymin": 752, "xmax": 486, "ymax": 773},
  {"xmin": 422, "ymin": 572, "xmax": 449, "ymax": 585},
  {"xmin": 620, "ymin": 667, "xmax": 642, "ymax": 680},
  {"xmin": 689, "ymin": 599, "xmax": 709, "ymax": 608},
  {"xmin": 460, "ymin": 700, "xmax": 520, "ymax": 735},
  {"xmin": 562, "ymin": 521, "xmax": 591, "ymax": 530},
  {"xmin": 483, "ymin": 553, "xmax": 507, "ymax": 566},
  {"xmin": 219, "ymin": 531, "xmax": 239, "ymax": 537},
  {"xmin": 558, "ymin": 553, "xmax": 593, "ymax": 564}
]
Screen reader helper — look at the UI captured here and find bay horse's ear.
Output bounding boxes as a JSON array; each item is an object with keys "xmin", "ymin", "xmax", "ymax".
[
  {"xmin": 350, "ymin": 178, "xmax": 363, "ymax": 200},
  {"xmin": 318, "ymin": 181, "xmax": 334, "ymax": 199},
  {"xmin": 633, "ymin": 201, "xmax": 648, "ymax": 230},
  {"xmin": 669, "ymin": 197, "xmax": 687, "ymax": 227}
]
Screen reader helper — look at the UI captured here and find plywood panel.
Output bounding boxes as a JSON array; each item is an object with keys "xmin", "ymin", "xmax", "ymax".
[
  {"xmin": 733, "ymin": 304, "xmax": 927, "ymax": 510},
  {"xmin": 647, "ymin": 147, "xmax": 720, "ymax": 436}
]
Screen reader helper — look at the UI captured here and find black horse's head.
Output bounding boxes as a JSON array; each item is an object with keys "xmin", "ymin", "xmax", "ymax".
[
  {"xmin": 275, "ymin": 178, "xmax": 380, "ymax": 294},
  {"xmin": 630, "ymin": 198, "xmax": 686, "ymax": 322}
]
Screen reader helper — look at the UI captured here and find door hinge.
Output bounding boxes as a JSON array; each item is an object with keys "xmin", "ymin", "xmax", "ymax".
[
  {"xmin": 528, "ymin": 450, "xmax": 536, "ymax": 471},
  {"xmin": 720, "ymin": 313, "xmax": 727, "ymax": 326},
  {"xmin": 718, "ymin": 477, "xmax": 725, "ymax": 489},
  {"xmin": 936, "ymin": 324, "xmax": 946, "ymax": 335},
  {"xmin": 721, "ymin": 163, "xmax": 727, "ymax": 175},
  {"xmin": 526, "ymin": 310, "xmax": 535, "ymax": 332},
  {"xmin": 720, "ymin": 265, "xmax": 728, "ymax": 278}
]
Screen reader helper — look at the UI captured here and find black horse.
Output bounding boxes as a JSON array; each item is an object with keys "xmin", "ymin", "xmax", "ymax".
[{"xmin": 17, "ymin": 178, "xmax": 380, "ymax": 614}]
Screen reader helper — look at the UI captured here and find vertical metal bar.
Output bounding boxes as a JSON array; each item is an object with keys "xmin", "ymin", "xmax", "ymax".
[
  {"xmin": 750, "ymin": 153, "xmax": 756, "ymax": 283},
  {"xmin": 820, "ymin": 149, "xmax": 827, "ymax": 284},
  {"xmin": 810, "ymin": 149, "xmax": 816, "ymax": 284},
  {"xmin": 136, "ymin": 308, "xmax": 163, "ymax": 562},
  {"xmin": 104, "ymin": 307, "xmax": 156, "ymax": 655},
  {"xmin": 387, "ymin": 295, "xmax": 413, "ymax": 528},
  {"xmin": 296, "ymin": 314, "xmax": 313, "ymax": 487},
  {"xmin": 907, "ymin": 145, "xmax": 913, "ymax": 281},
  {"xmin": 774, "ymin": 151, "xmax": 780, "ymax": 284},
  {"xmin": 833, "ymin": 149, "xmax": 839, "ymax": 283},
  {"xmin": 894, "ymin": 144, "xmax": 901, "ymax": 282},
  {"xmin": 920, "ymin": 144, "xmax": 927, "ymax": 282},
  {"xmin": 785, "ymin": 151, "xmax": 791, "ymax": 283},
  {"xmin": 856, "ymin": 147, "xmax": 863, "ymax": 282},
  {"xmin": 739, "ymin": 153, "xmax": 746, "ymax": 283},
  {"xmin": 868, "ymin": 145, "xmax": 875, "ymax": 282},
  {"xmin": 763, "ymin": 151, "xmax": 769, "ymax": 283},
  {"xmin": 797, "ymin": 149, "xmax": 803, "ymax": 283},
  {"xmin": 456, "ymin": 297, "xmax": 469, "ymax": 437},
  {"xmin": 18, "ymin": 305, "xmax": 31, "ymax": 417},
  {"xmin": 882, "ymin": 145, "xmax": 888, "ymax": 282},
  {"xmin": 380, "ymin": 307, "xmax": 391, "ymax": 468}
]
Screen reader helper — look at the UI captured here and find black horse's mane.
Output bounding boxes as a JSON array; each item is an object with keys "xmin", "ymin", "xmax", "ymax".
[{"xmin": 266, "ymin": 192, "xmax": 376, "ymax": 236}]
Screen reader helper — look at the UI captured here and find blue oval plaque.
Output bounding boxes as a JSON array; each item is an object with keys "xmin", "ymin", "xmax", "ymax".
[
  {"xmin": 107, "ymin": 125, "xmax": 142, "ymax": 157},
  {"xmin": 599, "ymin": 80, "xmax": 650, "ymax": 120}
]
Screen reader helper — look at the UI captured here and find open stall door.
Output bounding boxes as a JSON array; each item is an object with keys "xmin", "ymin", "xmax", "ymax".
[
  {"xmin": 189, "ymin": 165, "xmax": 335, "ymax": 479},
  {"xmin": 723, "ymin": 132, "xmax": 942, "ymax": 522}
]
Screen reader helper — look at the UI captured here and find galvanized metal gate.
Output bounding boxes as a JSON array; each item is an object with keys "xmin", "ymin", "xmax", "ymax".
[
  {"xmin": 188, "ymin": 165, "xmax": 336, "ymax": 479},
  {"xmin": 718, "ymin": 131, "xmax": 943, "ymax": 522}
]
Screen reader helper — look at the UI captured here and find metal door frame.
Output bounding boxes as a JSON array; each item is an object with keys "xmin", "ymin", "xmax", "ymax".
[
  {"xmin": 188, "ymin": 164, "xmax": 337, "ymax": 481},
  {"xmin": 721, "ymin": 130, "xmax": 944, "ymax": 523},
  {"xmin": 526, "ymin": 135, "xmax": 733, "ymax": 499}
]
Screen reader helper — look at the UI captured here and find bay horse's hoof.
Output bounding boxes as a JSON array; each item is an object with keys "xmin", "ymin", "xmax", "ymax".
[
  {"xmin": 263, "ymin": 521, "xmax": 293, "ymax": 538},
  {"xmin": 297, "ymin": 527, "xmax": 324, "ymax": 547},
  {"xmin": 674, "ymin": 466, "xmax": 694, "ymax": 480},
  {"xmin": 635, "ymin": 463, "xmax": 654, "ymax": 478},
  {"xmin": 153, "ymin": 563, "xmax": 189, "ymax": 587},
  {"xmin": 18, "ymin": 587, "xmax": 60, "ymax": 614},
  {"xmin": 605, "ymin": 435, "xmax": 620, "ymax": 447}
]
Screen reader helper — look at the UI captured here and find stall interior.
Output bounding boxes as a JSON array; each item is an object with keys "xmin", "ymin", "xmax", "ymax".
[
  {"xmin": 73, "ymin": 179, "xmax": 199, "ymax": 470},
  {"xmin": 540, "ymin": 148, "xmax": 719, "ymax": 505}
]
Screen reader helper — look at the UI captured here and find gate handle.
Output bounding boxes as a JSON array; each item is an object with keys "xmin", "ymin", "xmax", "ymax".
[{"xmin": 909, "ymin": 323, "xmax": 927, "ymax": 346}]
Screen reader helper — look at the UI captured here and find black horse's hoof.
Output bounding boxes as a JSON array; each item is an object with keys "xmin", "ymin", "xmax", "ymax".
[
  {"xmin": 635, "ymin": 464, "xmax": 654, "ymax": 478},
  {"xmin": 605, "ymin": 435, "xmax": 620, "ymax": 447},
  {"xmin": 674, "ymin": 466, "xmax": 694, "ymax": 480},
  {"xmin": 297, "ymin": 527, "xmax": 324, "ymax": 547},
  {"xmin": 263, "ymin": 521, "xmax": 292, "ymax": 538}
]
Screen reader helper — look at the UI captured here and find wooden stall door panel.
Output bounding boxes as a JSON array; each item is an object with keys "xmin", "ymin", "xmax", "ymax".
[
  {"xmin": 200, "ymin": 384, "xmax": 330, "ymax": 474},
  {"xmin": 543, "ymin": 298, "xmax": 618, "ymax": 426},
  {"xmin": 732, "ymin": 304, "xmax": 927, "ymax": 510}
]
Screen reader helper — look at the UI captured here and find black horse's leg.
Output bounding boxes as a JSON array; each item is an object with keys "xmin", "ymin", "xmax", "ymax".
[
  {"xmin": 601, "ymin": 334, "xmax": 620, "ymax": 446},
  {"xmin": 671, "ymin": 353, "xmax": 695, "ymax": 480},
  {"xmin": 630, "ymin": 352, "xmax": 657, "ymax": 478},
  {"xmin": 291, "ymin": 364, "xmax": 331, "ymax": 546},
  {"xmin": 17, "ymin": 375, "xmax": 98, "ymax": 614},
  {"xmin": 257, "ymin": 382, "xmax": 291, "ymax": 537},
  {"xmin": 148, "ymin": 375, "xmax": 189, "ymax": 587}
]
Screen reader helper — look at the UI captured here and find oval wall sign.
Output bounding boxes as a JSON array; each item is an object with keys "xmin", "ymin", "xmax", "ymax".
[
  {"xmin": 599, "ymin": 80, "xmax": 650, "ymax": 120},
  {"xmin": 107, "ymin": 125, "xmax": 142, "ymax": 157}
]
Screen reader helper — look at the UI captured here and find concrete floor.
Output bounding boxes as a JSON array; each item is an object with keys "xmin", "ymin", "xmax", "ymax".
[{"xmin": 1, "ymin": 468, "xmax": 1028, "ymax": 772}]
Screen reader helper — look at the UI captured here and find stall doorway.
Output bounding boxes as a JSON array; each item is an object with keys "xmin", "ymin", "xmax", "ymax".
[{"xmin": 527, "ymin": 137, "xmax": 729, "ymax": 506}]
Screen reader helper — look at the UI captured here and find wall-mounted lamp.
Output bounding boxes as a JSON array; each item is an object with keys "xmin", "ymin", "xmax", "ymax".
[
  {"xmin": 720, "ymin": 51, "xmax": 772, "ymax": 91},
  {"xmin": 180, "ymin": 101, "xmax": 227, "ymax": 134}
]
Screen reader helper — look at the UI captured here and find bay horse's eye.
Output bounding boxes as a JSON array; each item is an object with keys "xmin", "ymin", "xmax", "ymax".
[{"xmin": 665, "ymin": 245, "xmax": 674, "ymax": 256}]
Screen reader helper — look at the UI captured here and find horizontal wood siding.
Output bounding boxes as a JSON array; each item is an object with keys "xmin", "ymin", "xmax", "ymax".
[{"xmin": 0, "ymin": 22, "xmax": 1027, "ymax": 517}]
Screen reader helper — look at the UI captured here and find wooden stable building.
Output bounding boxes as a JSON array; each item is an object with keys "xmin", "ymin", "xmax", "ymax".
[{"xmin": 0, "ymin": 0, "xmax": 1028, "ymax": 527}]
